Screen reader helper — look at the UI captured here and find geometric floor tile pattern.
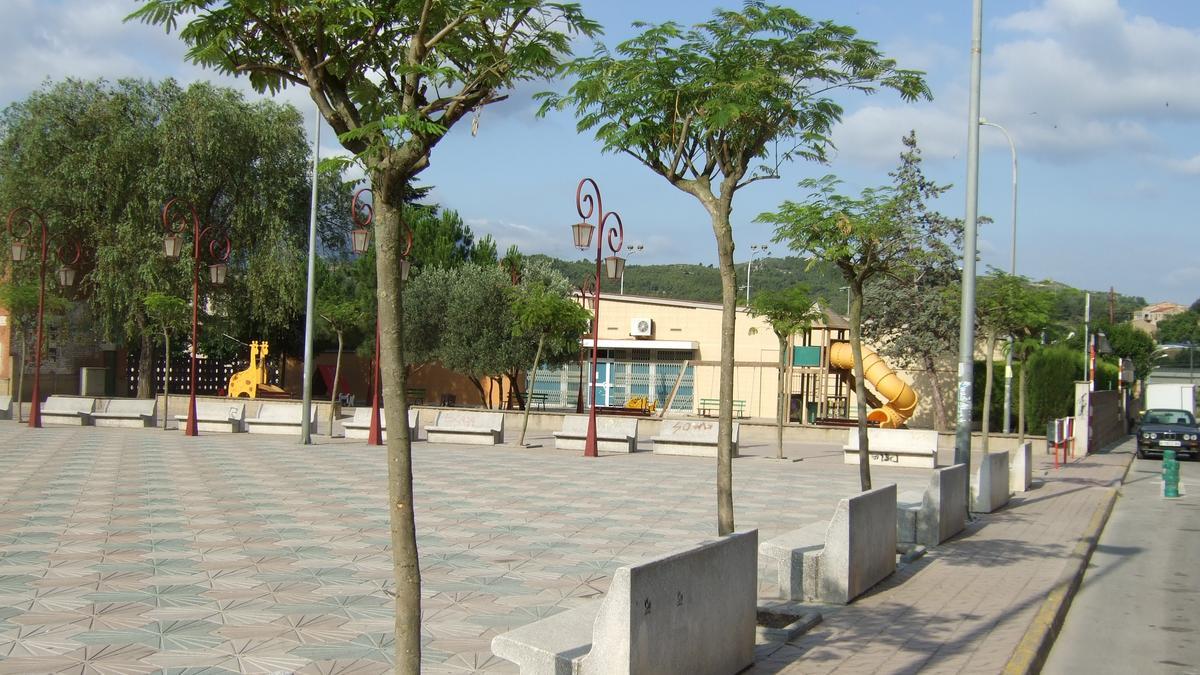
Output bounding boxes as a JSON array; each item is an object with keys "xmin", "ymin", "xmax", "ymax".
[{"xmin": 0, "ymin": 423, "xmax": 930, "ymax": 673}]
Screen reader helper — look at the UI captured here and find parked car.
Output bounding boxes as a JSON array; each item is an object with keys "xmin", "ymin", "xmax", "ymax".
[{"xmin": 1136, "ymin": 408, "xmax": 1200, "ymax": 459}]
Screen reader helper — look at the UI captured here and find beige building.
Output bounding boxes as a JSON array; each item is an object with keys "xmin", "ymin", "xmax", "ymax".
[{"xmin": 1131, "ymin": 302, "xmax": 1187, "ymax": 336}]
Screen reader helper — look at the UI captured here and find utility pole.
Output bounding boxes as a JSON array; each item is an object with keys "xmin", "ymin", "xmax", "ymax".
[
  {"xmin": 1084, "ymin": 292, "xmax": 1092, "ymax": 391},
  {"xmin": 954, "ymin": 0, "xmax": 985, "ymax": 478}
]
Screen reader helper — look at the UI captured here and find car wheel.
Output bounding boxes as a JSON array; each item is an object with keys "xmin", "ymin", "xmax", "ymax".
[{"xmin": 1136, "ymin": 446, "xmax": 1146, "ymax": 459}]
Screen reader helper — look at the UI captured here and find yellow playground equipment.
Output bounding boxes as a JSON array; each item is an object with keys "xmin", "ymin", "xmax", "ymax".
[
  {"xmin": 828, "ymin": 341, "xmax": 918, "ymax": 428},
  {"xmin": 227, "ymin": 341, "xmax": 289, "ymax": 399},
  {"xmin": 624, "ymin": 396, "xmax": 657, "ymax": 414}
]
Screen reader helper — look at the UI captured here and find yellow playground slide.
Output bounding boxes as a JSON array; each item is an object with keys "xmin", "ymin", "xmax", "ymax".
[{"xmin": 829, "ymin": 342, "xmax": 918, "ymax": 428}]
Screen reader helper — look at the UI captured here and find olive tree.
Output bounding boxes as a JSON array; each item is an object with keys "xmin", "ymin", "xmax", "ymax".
[
  {"xmin": 131, "ymin": 1, "xmax": 599, "ymax": 668},
  {"xmin": 748, "ymin": 286, "xmax": 822, "ymax": 460},
  {"xmin": 540, "ymin": 2, "xmax": 927, "ymax": 532}
]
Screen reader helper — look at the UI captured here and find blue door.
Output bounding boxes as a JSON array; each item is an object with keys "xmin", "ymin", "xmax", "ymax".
[{"xmin": 591, "ymin": 361, "xmax": 613, "ymax": 407}]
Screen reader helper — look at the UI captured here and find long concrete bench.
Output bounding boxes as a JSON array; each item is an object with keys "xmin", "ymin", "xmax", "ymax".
[
  {"xmin": 1010, "ymin": 441, "xmax": 1033, "ymax": 493},
  {"xmin": 972, "ymin": 451, "xmax": 1011, "ymax": 513},
  {"xmin": 0, "ymin": 395, "xmax": 11, "ymax": 420},
  {"xmin": 245, "ymin": 402, "xmax": 317, "ymax": 435},
  {"xmin": 41, "ymin": 396, "xmax": 96, "ymax": 426},
  {"xmin": 343, "ymin": 407, "xmax": 419, "ymax": 441},
  {"xmin": 426, "ymin": 410, "xmax": 504, "ymax": 445},
  {"xmin": 553, "ymin": 415, "xmax": 639, "ymax": 453},
  {"xmin": 492, "ymin": 530, "xmax": 757, "ymax": 674},
  {"xmin": 897, "ymin": 464, "xmax": 968, "ymax": 547},
  {"xmin": 761, "ymin": 484, "xmax": 896, "ymax": 604},
  {"xmin": 177, "ymin": 401, "xmax": 246, "ymax": 433},
  {"xmin": 92, "ymin": 398, "xmax": 157, "ymax": 428},
  {"xmin": 843, "ymin": 428, "xmax": 938, "ymax": 468},
  {"xmin": 651, "ymin": 419, "xmax": 739, "ymax": 457}
]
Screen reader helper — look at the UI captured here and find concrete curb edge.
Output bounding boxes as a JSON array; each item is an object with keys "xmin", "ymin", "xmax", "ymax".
[{"xmin": 1001, "ymin": 447, "xmax": 1133, "ymax": 674}]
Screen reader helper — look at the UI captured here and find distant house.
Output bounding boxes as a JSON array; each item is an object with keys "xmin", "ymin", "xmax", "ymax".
[{"xmin": 1131, "ymin": 302, "xmax": 1188, "ymax": 335}]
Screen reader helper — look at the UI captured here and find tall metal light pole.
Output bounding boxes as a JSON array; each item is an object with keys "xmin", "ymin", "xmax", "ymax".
[
  {"xmin": 349, "ymin": 188, "xmax": 412, "ymax": 446},
  {"xmin": 954, "ymin": 0, "xmax": 985, "ymax": 473},
  {"xmin": 162, "ymin": 199, "xmax": 231, "ymax": 436},
  {"xmin": 746, "ymin": 244, "xmax": 769, "ymax": 304},
  {"xmin": 6, "ymin": 207, "xmax": 81, "ymax": 428},
  {"xmin": 620, "ymin": 243, "xmax": 643, "ymax": 295},
  {"xmin": 981, "ymin": 118, "xmax": 1018, "ymax": 434},
  {"xmin": 839, "ymin": 285, "xmax": 851, "ymax": 315},
  {"xmin": 300, "ymin": 108, "xmax": 321, "ymax": 444},
  {"xmin": 571, "ymin": 178, "xmax": 627, "ymax": 458}
]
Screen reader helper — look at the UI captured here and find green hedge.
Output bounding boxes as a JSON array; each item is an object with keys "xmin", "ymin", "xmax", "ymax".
[{"xmin": 973, "ymin": 346, "xmax": 1118, "ymax": 434}]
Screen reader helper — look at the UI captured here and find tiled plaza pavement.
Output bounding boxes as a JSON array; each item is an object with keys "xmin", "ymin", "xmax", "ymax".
[{"xmin": 0, "ymin": 423, "xmax": 931, "ymax": 673}]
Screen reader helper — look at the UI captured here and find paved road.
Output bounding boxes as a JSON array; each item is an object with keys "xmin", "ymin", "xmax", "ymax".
[{"xmin": 1044, "ymin": 455, "xmax": 1200, "ymax": 674}]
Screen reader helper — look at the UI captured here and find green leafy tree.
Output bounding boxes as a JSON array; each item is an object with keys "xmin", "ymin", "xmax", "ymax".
[
  {"xmin": 0, "ymin": 282, "xmax": 70, "ymax": 422},
  {"xmin": 749, "ymin": 286, "xmax": 822, "ymax": 459},
  {"xmin": 511, "ymin": 282, "xmax": 590, "ymax": 444},
  {"xmin": 764, "ymin": 133, "xmax": 953, "ymax": 490},
  {"xmin": 540, "ymin": 2, "xmax": 927, "ymax": 531},
  {"xmin": 128, "ymin": 4, "xmax": 599, "ymax": 661},
  {"xmin": 976, "ymin": 272, "xmax": 1051, "ymax": 452},
  {"xmin": 316, "ymin": 260, "xmax": 368, "ymax": 430},
  {"xmin": 1100, "ymin": 323, "xmax": 1156, "ymax": 384},
  {"xmin": 1155, "ymin": 310, "xmax": 1200, "ymax": 346},
  {"xmin": 471, "ymin": 234, "xmax": 499, "ymax": 266},
  {"xmin": 143, "ymin": 292, "xmax": 190, "ymax": 429}
]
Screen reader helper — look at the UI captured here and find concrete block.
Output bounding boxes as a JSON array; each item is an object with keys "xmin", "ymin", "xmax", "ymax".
[
  {"xmin": 176, "ymin": 401, "xmax": 246, "ymax": 433},
  {"xmin": 651, "ymin": 420, "xmax": 739, "ymax": 457},
  {"xmin": 343, "ymin": 408, "xmax": 418, "ymax": 441},
  {"xmin": 896, "ymin": 490, "xmax": 924, "ymax": 545},
  {"xmin": 0, "ymin": 395, "xmax": 11, "ymax": 420},
  {"xmin": 918, "ymin": 464, "xmax": 968, "ymax": 546},
  {"xmin": 1009, "ymin": 441, "xmax": 1033, "ymax": 493},
  {"xmin": 91, "ymin": 398, "xmax": 156, "ymax": 428},
  {"xmin": 41, "ymin": 396, "xmax": 95, "ymax": 426},
  {"xmin": 843, "ymin": 428, "xmax": 938, "ymax": 468},
  {"xmin": 760, "ymin": 523, "xmax": 825, "ymax": 601},
  {"xmin": 492, "ymin": 530, "xmax": 758, "ymax": 675},
  {"xmin": 971, "ymin": 451, "xmax": 1011, "ymax": 513},
  {"xmin": 553, "ymin": 415, "xmax": 638, "ymax": 453},
  {"xmin": 426, "ymin": 410, "xmax": 504, "ymax": 445}
]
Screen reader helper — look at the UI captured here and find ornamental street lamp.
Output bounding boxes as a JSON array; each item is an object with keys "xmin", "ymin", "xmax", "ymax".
[
  {"xmin": 350, "ymin": 188, "xmax": 412, "ymax": 446},
  {"xmin": 746, "ymin": 244, "xmax": 769, "ymax": 304},
  {"xmin": 162, "ymin": 198, "xmax": 230, "ymax": 436},
  {"xmin": 620, "ymin": 244, "xmax": 643, "ymax": 295},
  {"xmin": 6, "ymin": 207, "xmax": 81, "ymax": 428},
  {"xmin": 571, "ymin": 178, "xmax": 626, "ymax": 458}
]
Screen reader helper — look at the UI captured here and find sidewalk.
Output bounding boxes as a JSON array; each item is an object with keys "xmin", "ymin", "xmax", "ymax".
[{"xmin": 753, "ymin": 439, "xmax": 1134, "ymax": 674}]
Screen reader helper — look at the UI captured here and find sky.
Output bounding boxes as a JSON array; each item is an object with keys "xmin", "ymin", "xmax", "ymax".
[{"xmin": 2, "ymin": 0, "xmax": 1198, "ymax": 305}]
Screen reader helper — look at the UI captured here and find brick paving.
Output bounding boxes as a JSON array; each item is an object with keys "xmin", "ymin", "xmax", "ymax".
[
  {"xmin": 753, "ymin": 439, "xmax": 1134, "ymax": 674},
  {"xmin": 0, "ymin": 422, "xmax": 931, "ymax": 673}
]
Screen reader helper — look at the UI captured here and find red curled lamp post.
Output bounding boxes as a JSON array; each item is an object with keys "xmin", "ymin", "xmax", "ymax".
[
  {"xmin": 161, "ymin": 198, "xmax": 231, "ymax": 436},
  {"xmin": 349, "ymin": 188, "xmax": 412, "ymax": 446},
  {"xmin": 571, "ymin": 178, "xmax": 626, "ymax": 457},
  {"xmin": 6, "ymin": 207, "xmax": 82, "ymax": 428}
]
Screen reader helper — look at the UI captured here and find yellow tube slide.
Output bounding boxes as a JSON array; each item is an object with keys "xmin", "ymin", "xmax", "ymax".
[{"xmin": 829, "ymin": 342, "xmax": 918, "ymax": 428}]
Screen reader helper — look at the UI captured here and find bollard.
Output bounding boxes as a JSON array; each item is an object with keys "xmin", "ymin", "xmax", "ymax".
[{"xmin": 1163, "ymin": 449, "xmax": 1181, "ymax": 499}]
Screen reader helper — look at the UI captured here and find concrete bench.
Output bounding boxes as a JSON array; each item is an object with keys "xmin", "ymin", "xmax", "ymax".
[
  {"xmin": 92, "ymin": 398, "xmax": 156, "ymax": 428},
  {"xmin": 41, "ymin": 396, "xmax": 96, "ymax": 426},
  {"xmin": 1010, "ymin": 441, "xmax": 1032, "ymax": 493},
  {"xmin": 553, "ymin": 415, "xmax": 639, "ymax": 453},
  {"xmin": 245, "ymin": 402, "xmax": 316, "ymax": 435},
  {"xmin": 972, "ymin": 451, "xmax": 1011, "ymax": 513},
  {"xmin": 897, "ymin": 464, "xmax": 968, "ymax": 547},
  {"xmin": 0, "ymin": 395, "xmax": 11, "ymax": 420},
  {"xmin": 761, "ymin": 484, "xmax": 896, "ymax": 604},
  {"xmin": 426, "ymin": 410, "xmax": 504, "ymax": 445},
  {"xmin": 492, "ymin": 530, "xmax": 757, "ymax": 674},
  {"xmin": 651, "ymin": 419, "xmax": 739, "ymax": 457},
  {"xmin": 343, "ymin": 407, "xmax": 419, "ymax": 441},
  {"xmin": 177, "ymin": 401, "xmax": 246, "ymax": 433},
  {"xmin": 843, "ymin": 428, "xmax": 938, "ymax": 468}
]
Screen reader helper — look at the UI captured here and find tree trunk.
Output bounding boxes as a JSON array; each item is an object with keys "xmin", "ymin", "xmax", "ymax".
[
  {"xmin": 372, "ymin": 171, "xmax": 420, "ymax": 673},
  {"xmin": 924, "ymin": 353, "xmax": 949, "ymax": 432},
  {"xmin": 1017, "ymin": 356, "xmax": 1027, "ymax": 447},
  {"xmin": 708, "ymin": 204, "xmax": 737, "ymax": 536},
  {"xmin": 467, "ymin": 375, "xmax": 489, "ymax": 407},
  {"xmin": 330, "ymin": 330, "xmax": 344, "ymax": 434},
  {"xmin": 849, "ymin": 281, "xmax": 872, "ymax": 491},
  {"xmin": 137, "ymin": 331, "xmax": 154, "ymax": 399},
  {"xmin": 982, "ymin": 329, "xmax": 997, "ymax": 454},
  {"xmin": 162, "ymin": 330, "xmax": 171, "ymax": 430},
  {"xmin": 508, "ymin": 370, "xmax": 525, "ymax": 409},
  {"xmin": 518, "ymin": 335, "xmax": 545, "ymax": 446},
  {"xmin": 776, "ymin": 333, "xmax": 787, "ymax": 460}
]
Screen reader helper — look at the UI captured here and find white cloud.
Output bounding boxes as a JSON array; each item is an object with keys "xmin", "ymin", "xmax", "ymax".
[{"xmin": 1165, "ymin": 154, "xmax": 1200, "ymax": 175}]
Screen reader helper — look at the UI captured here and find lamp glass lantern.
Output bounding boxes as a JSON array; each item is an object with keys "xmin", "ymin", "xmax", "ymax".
[
  {"xmin": 605, "ymin": 255, "xmax": 625, "ymax": 280},
  {"xmin": 208, "ymin": 262, "xmax": 228, "ymax": 286},
  {"xmin": 56, "ymin": 265, "xmax": 76, "ymax": 287},
  {"xmin": 10, "ymin": 241, "xmax": 28, "ymax": 263},
  {"xmin": 351, "ymin": 228, "xmax": 371, "ymax": 255},
  {"xmin": 571, "ymin": 221, "xmax": 594, "ymax": 250},
  {"xmin": 162, "ymin": 234, "xmax": 182, "ymax": 260}
]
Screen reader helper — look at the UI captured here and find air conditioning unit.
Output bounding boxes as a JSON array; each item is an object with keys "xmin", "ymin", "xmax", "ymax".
[{"xmin": 630, "ymin": 318, "xmax": 653, "ymax": 337}]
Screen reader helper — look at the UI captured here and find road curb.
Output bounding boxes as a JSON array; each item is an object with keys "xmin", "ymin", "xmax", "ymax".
[{"xmin": 1002, "ymin": 448, "xmax": 1133, "ymax": 675}]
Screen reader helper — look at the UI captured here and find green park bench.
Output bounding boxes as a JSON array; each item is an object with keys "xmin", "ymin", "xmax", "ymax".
[{"xmin": 698, "ymin": 398, "xmax": 745, "ymax": 418}]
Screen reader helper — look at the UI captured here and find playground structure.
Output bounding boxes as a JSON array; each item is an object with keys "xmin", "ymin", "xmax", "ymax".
[
  {"xmin": 828, "ymin": 342, "xmax": 918, "ymax": 428},
  {"xmin": 227, "ymin": 341, "xmax": 289, "ymax": 399}
]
